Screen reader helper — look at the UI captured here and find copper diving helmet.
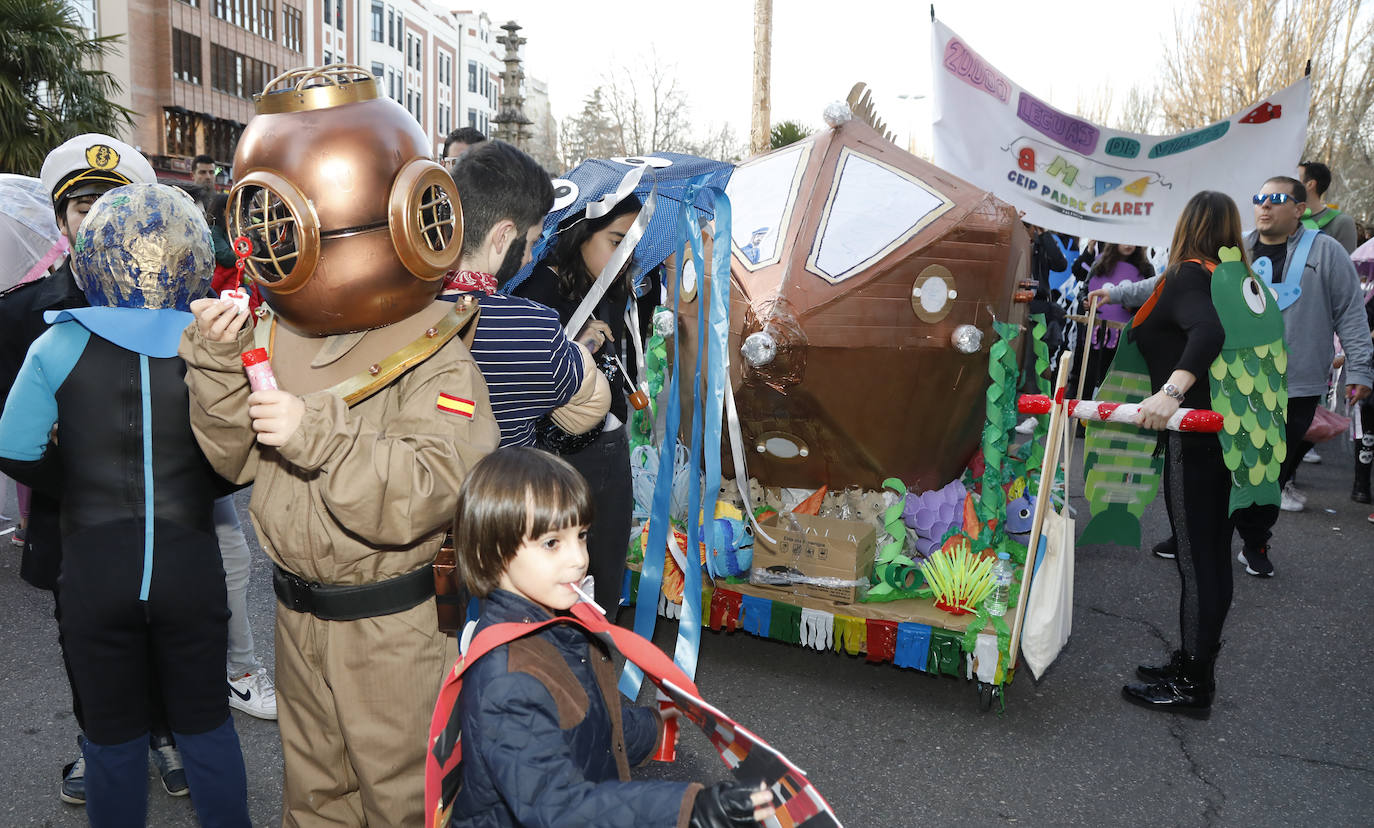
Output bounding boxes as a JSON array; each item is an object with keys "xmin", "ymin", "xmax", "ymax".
[{"xmin": 228, "ymin": 64, "xmax": 462, "ymax": 335}]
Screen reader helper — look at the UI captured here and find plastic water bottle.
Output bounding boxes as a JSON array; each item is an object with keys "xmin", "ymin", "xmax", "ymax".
[{"xmin": 986, "ymin": 552, "xmax": 1014, "ymax": 616}]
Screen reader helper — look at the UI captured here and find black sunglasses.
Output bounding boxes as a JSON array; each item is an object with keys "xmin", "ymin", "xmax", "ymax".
[{"xmin": 1252, "ymin": 193, "xmax": 1295, "ymax": 205}]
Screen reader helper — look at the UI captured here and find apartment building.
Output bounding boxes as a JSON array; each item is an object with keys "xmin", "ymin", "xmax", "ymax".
[{"xmin": 72, "ymin": 1, "xmax": 553, "ymax": 181}]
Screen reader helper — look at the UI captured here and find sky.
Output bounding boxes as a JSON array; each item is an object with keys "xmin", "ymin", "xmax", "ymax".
[{"xmin": 463, "ymin": 0, "xmax": 1192, "ymax": 160}]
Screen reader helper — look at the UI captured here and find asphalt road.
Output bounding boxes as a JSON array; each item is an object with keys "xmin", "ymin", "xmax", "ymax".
[{"xmin": 2, "ymin": 436, "xmax": 1371, "ymax": 826}]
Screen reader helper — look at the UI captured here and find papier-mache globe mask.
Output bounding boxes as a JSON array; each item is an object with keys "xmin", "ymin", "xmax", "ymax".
[
  {"xmin": 228, "ymin": 65, "xmax": 463, "ymax": 336},
  {"xmin": 72, "ymin": 183, "xmax": 212, "ymax": 312}
]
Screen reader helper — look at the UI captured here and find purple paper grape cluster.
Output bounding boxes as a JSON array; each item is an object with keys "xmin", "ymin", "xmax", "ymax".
[{"xmin": 901, "ymin": 479, "xmax": 968, "ymax": 557}]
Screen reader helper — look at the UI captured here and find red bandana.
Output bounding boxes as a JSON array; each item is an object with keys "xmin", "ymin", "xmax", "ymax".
[{"xmin": 442, "ymin": 269, "xmax": 497, "ymax": 295}]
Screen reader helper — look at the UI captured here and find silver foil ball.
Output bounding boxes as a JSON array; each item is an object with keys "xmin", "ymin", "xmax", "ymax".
[
  {"xmin": 950, "ymin": 324, "xmax": 983, "ymax": 354},
  {"xmin": 741, "ymin": 331, "xmax": 778, "ymax": 367},
  {"xmin": 652, "ymin": 309, "xmax": 675, "ymax": 337},
  {"xmin": 823, "ymin": 102, "xmax": 853, "ymax": 129}
]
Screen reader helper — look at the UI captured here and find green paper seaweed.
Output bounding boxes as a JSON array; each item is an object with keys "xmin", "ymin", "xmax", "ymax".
[
  {"xmin": 976, "ymin": 321, "xmax": 1021, "ymax": 552},
  {"xmin": 1025, "ymin": 313, "xmax": 1052, "ymax": 477},
  {"xmin": 865, "ymin": 477, "xmax": 927, "ymax": 602},
  {"xmin": 963, "ymin": 606, "xmax": 1012, "ymax": 685},
  {"xmin": 629, "ymin": 309, "xmax": 669, "ymax": 451}
]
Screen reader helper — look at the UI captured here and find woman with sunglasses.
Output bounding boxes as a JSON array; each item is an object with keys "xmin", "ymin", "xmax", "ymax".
[{"xmin": 1114, "ymin": 191, "xmax": 1238, "ymax": 718}]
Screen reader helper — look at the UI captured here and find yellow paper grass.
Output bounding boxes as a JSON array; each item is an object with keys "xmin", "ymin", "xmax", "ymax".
[{"xmin": 920, "ymin": 539, "xmax": 997, "ymax": 614}]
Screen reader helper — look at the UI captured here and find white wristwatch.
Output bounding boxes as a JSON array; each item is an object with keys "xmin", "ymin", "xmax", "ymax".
[{"xmin": 1161, "ymin": 383, "xmax": 1185, "ymax": 400}]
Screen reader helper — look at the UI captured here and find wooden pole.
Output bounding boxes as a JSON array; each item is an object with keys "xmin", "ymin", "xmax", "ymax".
[
  {"xmin": 1006, "ymin": 350, "xmax": 1071, "ymax": 673},
  {"xmin": 1064, "ymin": 293, "xmax": 1100, "ymax": 493},
  {"xmin": 751, "ymin": 0, "xmax": 773, "ymax": 156}
]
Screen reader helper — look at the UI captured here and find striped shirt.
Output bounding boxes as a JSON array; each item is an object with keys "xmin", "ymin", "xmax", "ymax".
[{"xmin": 440, "ymin": 290, "xmax": 584, "ymax": 448}]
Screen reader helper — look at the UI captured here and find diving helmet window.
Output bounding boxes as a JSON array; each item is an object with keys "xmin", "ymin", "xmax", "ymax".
[
  {"xmin": 236, "ymin": 186, "xmax": 297, "ymax": 283},
  {"xmin": 388, "ymin": 159, "xmax": 462, "ymax": 278},
  {"xmin": 226, "ymin": 170, "xmax": 320, "ymax": 294},
  {"xmin": 418, "ymin": 181, "xmax": 456, "ymax": 253}
]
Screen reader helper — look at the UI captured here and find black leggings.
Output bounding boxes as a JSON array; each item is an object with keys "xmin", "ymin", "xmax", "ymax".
[
  {"xmin": 564, "ymin": 426, "xmax": 632, "ymax": 614},
  {"xmin": 1162, "ymin": 433, "xmax": 1234, "ymax": 658},
  {"xmin": 1233, "ymin": 395, "xmax": 1319, "ymax": 549},
  {"xmin": 58, "ymin": 520, "xmax": 230, "ymax": 745}
]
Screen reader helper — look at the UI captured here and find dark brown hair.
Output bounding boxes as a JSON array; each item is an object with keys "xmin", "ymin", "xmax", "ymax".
[
  {"xmin": 1089, "ymin": 243, "xmax": 1155, "ymax": 280},
  {"xmin": 1298, "ymin": 161, "xmax": 1331, "ymax": 196},
  {"xmin": 543, "ymin": 193, "xmax": 642, "ymax": 301},
  {"xmin": 453, "ymin": 447, "xmax": 594, "ymax": 597},
  {"xmin": 1264, "ymin": 175, "xmax": 1306, "ymax": 204},
  {"xmin": 1167, "ymin": 191, "xmax": 1248, "ymax": 270}
]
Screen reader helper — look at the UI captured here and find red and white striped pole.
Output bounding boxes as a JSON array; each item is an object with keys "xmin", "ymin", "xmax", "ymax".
[{"xmin": 1017, "ymin": 393, "xmax": 1223, "ymax": 433}]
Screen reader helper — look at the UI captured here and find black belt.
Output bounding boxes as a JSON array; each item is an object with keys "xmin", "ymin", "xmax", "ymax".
[{"xmin": 272, "ymin": 564, "xmax": 434, "ymax": 621}]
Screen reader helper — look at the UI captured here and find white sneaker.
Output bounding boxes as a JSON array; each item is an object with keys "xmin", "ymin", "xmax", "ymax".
[
  {"xmin": 228, "ymin": 668, "xmax": 277, "ymax": 720},
  {"xmin": 1302, "ymin": 448, "xmax": 1321, "ymax": 464},
  {"xmin": 1015, "ymin": 417, "xmax": 1036, "ymax": 435},
  {"xmin": 1280, "ymin": 482, "xmax": 1306, "ymax": 512}
]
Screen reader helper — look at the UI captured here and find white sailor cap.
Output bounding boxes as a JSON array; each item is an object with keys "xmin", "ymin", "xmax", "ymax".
[{"xmin": 40, "ymin": 134, "xmax": 156, "ymax": 207}]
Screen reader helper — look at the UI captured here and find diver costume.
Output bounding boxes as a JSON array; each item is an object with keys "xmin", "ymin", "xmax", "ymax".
[
  {"xmin": 180, "ymin": 65, "xmax": 501, "ymax": 826},
  {"xmin": 0, "ymin": 184, "xmax": 249, "ymax": 827}
]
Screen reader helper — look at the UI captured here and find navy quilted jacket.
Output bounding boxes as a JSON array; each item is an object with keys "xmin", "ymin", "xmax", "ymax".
[{"xmin": 449, "ymin": 589, "xmax": 700, "ymax": 827}]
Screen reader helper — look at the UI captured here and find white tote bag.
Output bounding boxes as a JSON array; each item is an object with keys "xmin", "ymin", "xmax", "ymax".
[{"xmin": 1020, "ymin": 506, "xmax": 1074, "ymax": 680}]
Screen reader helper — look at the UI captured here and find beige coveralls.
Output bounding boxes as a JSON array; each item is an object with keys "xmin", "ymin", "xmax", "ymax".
[{"xmin": 180, "ymin": 300, "xmax": 500, "ymax": 826}]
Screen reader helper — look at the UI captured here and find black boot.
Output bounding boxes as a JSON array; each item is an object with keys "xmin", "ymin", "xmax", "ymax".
[
  {"xmin": 1353, "ymin": 435, "xmax": 1372, "ymax": 504},
  {"xmin": 1151, "ymin": 536, "xmax": 1177, "ymax": 560},
  {"xmin": 1136, "ymin": 649, "xmax": 1185, "ymax": 683},
  {"xmin": 1137, "ymin": 642, "xmax": 1221, "ymax": 686},
  {"xmin": 1122, "ymin": 652, "xmax": 1213, "ymax": 719}
]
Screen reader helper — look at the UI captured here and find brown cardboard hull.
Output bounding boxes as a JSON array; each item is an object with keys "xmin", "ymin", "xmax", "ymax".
[{"xmin": 675, "ymin": 118, "xmax": 1029, "ymax": 491}]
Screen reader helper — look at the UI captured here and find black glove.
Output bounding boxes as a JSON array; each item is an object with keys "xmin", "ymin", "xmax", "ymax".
[{"xmin": 689, "ymin": 781, "xmax": 767, "ymax": 828}]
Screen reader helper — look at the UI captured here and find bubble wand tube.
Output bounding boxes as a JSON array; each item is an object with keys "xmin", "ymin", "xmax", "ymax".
[{"xmin": 241, "ymin": 347, "xmax": 278, "ymax": 392}]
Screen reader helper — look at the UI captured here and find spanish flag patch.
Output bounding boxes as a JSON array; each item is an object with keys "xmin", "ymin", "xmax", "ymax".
[{"xmin": 436, "ymin": 393, "xmax": 476, "ymax": 418}]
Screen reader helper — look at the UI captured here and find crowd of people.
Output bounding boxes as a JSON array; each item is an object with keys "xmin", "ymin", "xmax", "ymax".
[
  {"xmin": 3, "ymin": 104, "xmax": 1372, "ymax": 823},
  {"xmin": 1083, "ymin": 168, "xmax": 1372, "ymax": 717},
  {"xmin": 0, "ymin": 123, "xmax": 777, "ymax": 828}
]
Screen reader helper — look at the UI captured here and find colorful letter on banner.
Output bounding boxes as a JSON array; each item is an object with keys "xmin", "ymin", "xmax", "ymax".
[{"xmin": 931, "ymin": 17, "xmax": 1309, "ymax": 249}]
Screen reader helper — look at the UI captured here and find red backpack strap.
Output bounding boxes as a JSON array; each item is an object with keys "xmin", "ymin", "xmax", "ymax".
[
  {"xmin": 424, "ymin": 606, "xmax": 703, "ymax": 828},
  {"xmin": 425, "ymin": 618, "xmax": 564, "ymax": 828},
  {"xmin": 1181, "ymin": 257, "xmax": 1218, "ymax": 274},
  {"xmin": 1132, "ymin": 258, "xmax": 1216, "ymax": 328}
]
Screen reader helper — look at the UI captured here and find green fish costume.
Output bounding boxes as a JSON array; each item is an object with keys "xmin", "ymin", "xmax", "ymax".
[
  {"xmin": 1207, "ymin": 246, "xmax": 1288, "ymax": 512},
  {"xmin": 1080, "ymin": 247, "xmax": 1287, "ymax": 544}
]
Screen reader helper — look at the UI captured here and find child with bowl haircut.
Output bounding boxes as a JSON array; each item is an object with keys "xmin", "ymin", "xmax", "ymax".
[{"xmin": 438, "ymin": 446, "xmax": 773, "ymax": 828}]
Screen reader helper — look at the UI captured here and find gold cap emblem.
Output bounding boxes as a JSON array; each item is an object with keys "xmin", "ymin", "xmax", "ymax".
[{"xmin": 85, "ymin": 144, "xmax": 121, "ymax": 171}]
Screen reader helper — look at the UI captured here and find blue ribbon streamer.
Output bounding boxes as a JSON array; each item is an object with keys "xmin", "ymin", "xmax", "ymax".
[
  {"xmin": 679, "ymin": 183, "xmax": 708, "ymax": 682},
  {"xmin": 619, "ymin": 182, "xmax": 694, "ymax": 700},
  {"xmin": 690, "ymin": 188, "xmax": 732, "ymax": 582},
  {"xmin": 619, "ymin": 175, "xmax": 732, "ymax": 696}
]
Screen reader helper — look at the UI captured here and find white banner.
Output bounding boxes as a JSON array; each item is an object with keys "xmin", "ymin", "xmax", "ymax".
[{"xmin": 931, "ymin": 19, "xmax": 1311, "ymax": 250}]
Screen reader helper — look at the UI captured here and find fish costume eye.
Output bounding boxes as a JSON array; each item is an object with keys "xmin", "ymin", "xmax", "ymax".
[{"xmin": 1242, "ymin": 275, "xmax": 1268, "ymax": 315}]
